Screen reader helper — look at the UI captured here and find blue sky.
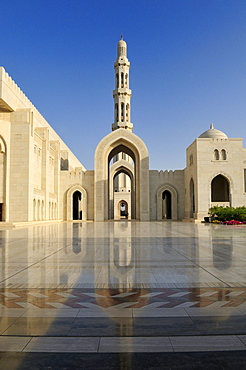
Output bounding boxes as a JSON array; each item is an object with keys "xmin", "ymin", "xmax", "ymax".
[{"xmin": 1, "ymin": 0, "xmax": 246, "ymax": 170}]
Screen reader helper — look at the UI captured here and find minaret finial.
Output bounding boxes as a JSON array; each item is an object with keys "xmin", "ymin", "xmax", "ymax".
[{"xmin": 120, "ymin": 34, "xmax": 123, "ymax": 40}]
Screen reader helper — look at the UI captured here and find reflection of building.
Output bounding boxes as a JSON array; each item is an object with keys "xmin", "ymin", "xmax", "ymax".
[{"xmin": 0, "ymin": 38, "xmax": 246, "ymax": 223}]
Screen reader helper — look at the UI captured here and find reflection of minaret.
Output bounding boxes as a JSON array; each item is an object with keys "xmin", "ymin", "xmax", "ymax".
[{"xmin": 112, "ymin": 37, "xmax": 133, "ymax": 132}]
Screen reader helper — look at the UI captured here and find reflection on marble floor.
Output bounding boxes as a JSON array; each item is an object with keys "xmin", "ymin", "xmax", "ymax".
[{"xmin": 0, "ymin": 221, "xmax": 246, "ymax": 289}]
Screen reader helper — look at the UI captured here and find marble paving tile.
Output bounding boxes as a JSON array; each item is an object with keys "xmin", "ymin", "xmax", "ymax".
[
  {"xmin": 98, "ymin": 337, "xmax": 173, "ymax": 352},
  {"xmin": 170, "ymin": 335, "xmax": 246, "ymax": 352},
  {"xmin": 24, "ymin": 337, "xmax": 100, "ymax": 352},
  {"xmin": 21, "ymin": 308, "xmax": 80, "ymax": 317},
  {"xmin": 2, "ymin": 317, "xmax": 76, "ymax": 336},
  {"xmin": 0, "ymin": 317, "xmax": 19, "ymax": 335},
  {"xmin": 185, "ymin": 307, "xmax": 244, "ymax": 316},
  {"xmin": 0, "ymin": 308, "xmax": 27, "ymax": 317},
  {"xmin": 77, "ymin": 308, "xmax": 133, "ymax": 317},
  {"xmin": 0, "ymin": 336, "xmax": 31, "ymax": 352},
  {"xmin": 132, "ymin": 308, "xmax": 189, "ymax": 317}
]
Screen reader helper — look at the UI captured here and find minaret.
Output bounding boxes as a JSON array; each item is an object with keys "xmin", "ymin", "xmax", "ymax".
[{"xmin": 112, "ymin": 37, "xmax": 133, "ymax": 131}]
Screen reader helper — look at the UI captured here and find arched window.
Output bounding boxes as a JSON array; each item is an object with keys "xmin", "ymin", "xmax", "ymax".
[
  {"xmin": 214, "ymin": 149, "xmax": 219, "ymax": 160},
  {"xmin": 116, "ymin": 73, "xmax": 119, "ymax": 88},
  {"xmin": 126, "ymin": 104, "xmax": 129, "ymax": 122},
  {"xmin": 221, "ymin": 149, "xmax": 226, "ymax": 160},
  {"xmin": 125, "ymin": 74, "xmax": 128, "ymax": 87},
  {"xmin": 121, "ymin": 103, "xmax": 124, "ymax": 122},
  {"xmin": 211, "ymin": 175, "xmax": 229, "ymax": 202},
  {"xmin": 115, "ymin": 103, "xmax": 118, "ymax": 122},
  {"xmin": 121, "ymin": 73, "xmax": 124, "ymax": 88}
]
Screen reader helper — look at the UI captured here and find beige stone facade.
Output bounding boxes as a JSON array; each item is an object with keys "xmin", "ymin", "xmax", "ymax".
[{"xmin": 0, "ymin": 40, "xmax": 246, "ymax": 224}]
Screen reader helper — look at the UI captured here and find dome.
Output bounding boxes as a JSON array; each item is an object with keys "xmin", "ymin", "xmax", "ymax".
[
  {"xmin": 117, "ymin": 38, "xmax": 127, "ymax": 58},
  {"xmin": 199, "ymin": 124, "xmax": 228, "ymax": 139},
  {"xmin": 118, "ymin": 39, "xmax": 126, "ymax": 47}
]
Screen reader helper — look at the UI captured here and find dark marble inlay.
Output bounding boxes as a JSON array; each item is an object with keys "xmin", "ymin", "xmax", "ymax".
[{"xmin": 1, "ymin": 351, "xmax": 246, "ymax": 369}]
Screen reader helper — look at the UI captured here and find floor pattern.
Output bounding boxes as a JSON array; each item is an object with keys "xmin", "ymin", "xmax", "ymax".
[{"xmin": 1, "ymin": 287, "xmax": 246, "ymax": 309}]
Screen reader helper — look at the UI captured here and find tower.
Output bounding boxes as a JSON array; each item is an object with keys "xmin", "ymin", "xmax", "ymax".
[{"xmin": 112, "ymin": 37, "xmax": 133, "ymax": 131}]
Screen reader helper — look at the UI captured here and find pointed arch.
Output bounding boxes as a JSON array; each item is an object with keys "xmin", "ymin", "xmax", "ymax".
[
  {"xmin": 211, "ymin": 175, "xmax": 230, "ymax": 202},
  {"xmin": 94, "ymin": 129, "xmax": 149, "ymax": 221},
  {"xmin": 209, "ymin": 172, "xmax": 232, "ymax": 206},
  {"xmin": 157, "ymin": 184, "xmax": 178, "ymax": 220},
  {"xmin": 66, "ymin": 184, "xmax": 87, "ymax": 221}
]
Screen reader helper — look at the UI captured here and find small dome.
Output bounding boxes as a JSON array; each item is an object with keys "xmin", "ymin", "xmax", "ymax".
[
  {"xmin": 117, "ymin": 38, "xmax": 127, "ymax": 58},
  {"xmin": 199, "ymin": 124, "xmax": 228, "ymax": 139},
  {"xmin": 118, "ymin": 39, "xmax": 126, "ymax": 47}
]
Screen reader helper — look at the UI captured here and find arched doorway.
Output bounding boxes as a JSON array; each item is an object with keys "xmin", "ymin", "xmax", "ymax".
[
  {"xmin": 119, "ymin": 200, "xmax": 128, "ymax": 219},
  {"xmin": 156, "ymin": 184, "xmax": 178, "ymax": 220},
  {"xmin": 94, "ymin": 129, "xmax": 149, "ymax": 221},
  {"xmin": 162, "ymin": 190, "xmax": 172, "ymax": 219},
  {"xmin": 211, "ymin": 175, "xmax": 230, "ymax": 202},
  {"xmin": 190, "ymin": 178, "xmax": 195, "ymax": 218},
  {"xmin": 66, "ymin": 185, "xmax": 87, "ymax": 221},
  {"xmin": 111, "ymin": 166, "xmax": 134, "ymax": 220},
  {"xmin": 108, "ymin": 145, "xmax": 135, "ymax": 219},
  {"xmin": 73, "ymin": 191, "xmax": 82, "ymax": 220}
]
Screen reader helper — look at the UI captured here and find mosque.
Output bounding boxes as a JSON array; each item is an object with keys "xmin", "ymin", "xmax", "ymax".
[{"xmin": 0, "ymin": 38, "xmax": 246, "ymax": 225}]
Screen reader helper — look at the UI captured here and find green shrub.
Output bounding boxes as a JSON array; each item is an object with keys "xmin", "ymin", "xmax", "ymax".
[{"xmin": 209, "ymin": 206, "xmax": 246, "ymax": 222}]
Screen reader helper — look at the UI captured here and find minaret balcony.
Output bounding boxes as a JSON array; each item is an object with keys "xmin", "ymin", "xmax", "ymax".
[
  {"xmin": 114, "ymin": 61, "xmax": 130, "ymax": 68},
  {"xmin": 112, "ymin": 122, "xmax": 133, "ymax": 131},
  {"xmin": 113, "ymin": 88, "xmax": 132, "ymax": 97}
]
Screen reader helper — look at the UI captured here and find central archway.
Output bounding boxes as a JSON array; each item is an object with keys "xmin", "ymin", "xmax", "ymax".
[{"xmin": 94, "ymin": 129, "xmax": 149, "ymax": 221}]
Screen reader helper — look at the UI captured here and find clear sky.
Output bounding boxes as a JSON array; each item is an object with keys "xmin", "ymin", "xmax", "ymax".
[{"xmin": 1, "ymin": 0, "xmax": 246, "ymax": 170}]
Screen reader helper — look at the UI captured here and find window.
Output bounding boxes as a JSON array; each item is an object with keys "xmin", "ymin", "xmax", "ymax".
[
  {"xmin": 221, "ymin": 149, "xmax": 226, "ymax": 160},
  {"xmin": 125, "ymin": 74, "xmax": 128, "ymax": 87},
  {"xmin": 126, "ymin": 104, "xmax": 129, "ymax": 122},
  {"xmin": 214, "ymin": 149, "xmax": 219, "ymax": 160},
  {"xmin": 115, "ymin": 103, "xmax": 118, "ymax": 122},
  {"xmin": 121, "ymin": 73, "xmax": 124, "ymax": 88},
  {"xmin": 121, "ymin": 103, "xmax": 124, "ymax": 122}
]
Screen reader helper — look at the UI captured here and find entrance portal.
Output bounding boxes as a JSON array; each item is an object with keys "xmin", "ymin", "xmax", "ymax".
[{"xmin": 94, "ymin": 129, "xmax": 150, "ymax": 221}]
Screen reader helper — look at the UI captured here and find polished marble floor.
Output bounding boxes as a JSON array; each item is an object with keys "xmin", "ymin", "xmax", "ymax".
[{"xmin": 1, "ymin": 221, "xmax": 246, "ymax": 368}]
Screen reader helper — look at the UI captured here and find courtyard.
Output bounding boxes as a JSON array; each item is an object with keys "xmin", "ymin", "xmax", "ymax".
[{"xmin": 0, "ymin": 221, "xmax": 246, "ymax": 368}]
